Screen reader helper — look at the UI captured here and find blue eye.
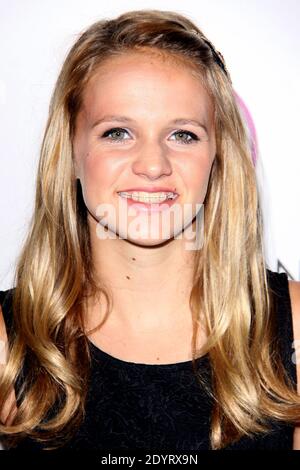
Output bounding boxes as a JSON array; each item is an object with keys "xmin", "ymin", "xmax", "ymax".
[
  {"xmin": 101, "ymin": 127, "xmax": 129, "ymax": 142},
  {"xmin": 100, "ymin": 127, "xmax": 200, "ymax": 144},
  {"xmin": 171, "ymin": 130, "xmax": 199, "ymax": 144}
]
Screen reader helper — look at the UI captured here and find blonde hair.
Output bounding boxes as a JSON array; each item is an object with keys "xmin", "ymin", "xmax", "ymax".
[{"xmin": 1, "ymin": 9, "xmax": 300, "ymax": 450}]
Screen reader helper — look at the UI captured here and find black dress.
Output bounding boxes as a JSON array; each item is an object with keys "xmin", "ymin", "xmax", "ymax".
[{"xmin": 0, "ymin": 269, "xmax": 297, "ymax": 450}]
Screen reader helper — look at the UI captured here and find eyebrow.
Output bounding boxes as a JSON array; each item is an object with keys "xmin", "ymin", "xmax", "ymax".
[{"xmin": 91, "ymin": 115, "xmax": 208, "ymax": 133}]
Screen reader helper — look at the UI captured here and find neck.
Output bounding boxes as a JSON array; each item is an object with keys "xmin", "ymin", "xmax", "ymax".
[{"xmin": 86, "ymin": 213, "xmax": 197, "ymax": 334}]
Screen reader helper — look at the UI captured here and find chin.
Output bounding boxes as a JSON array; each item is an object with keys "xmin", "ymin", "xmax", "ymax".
[{"xmin": 124, "ymin": 236, "xmax": 175, "ymax": 248}]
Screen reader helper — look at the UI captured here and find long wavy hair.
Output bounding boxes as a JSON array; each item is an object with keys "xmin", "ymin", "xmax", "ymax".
[{"xmin": 1, "ymin": 9, "xmax": 300, "ymax": 450}]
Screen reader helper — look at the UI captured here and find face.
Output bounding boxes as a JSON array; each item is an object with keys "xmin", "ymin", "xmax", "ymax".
[{"xmin": 73, "ymin": 51, "xmax": 216, "ymax": 247}]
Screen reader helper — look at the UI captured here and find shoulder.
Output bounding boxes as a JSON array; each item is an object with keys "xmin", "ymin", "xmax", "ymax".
[
  {"xmin": 288, "ymin": 280, "xmax": 300, "ymax": 322},
  {"xmin": 0, "ymin": 289, "xmax": 12, "ymax": 361},
  {"xmin": 0, "ymin": 288, "xmax": 16, "ymax": 329},
  {"xmin": 265, "ymin": 270, "xmax": 300, "ymax": 388},
  {"xmin": 0, "ymin": 287, "xmax": 17, "ymax": 358},
  {"xmin": 0, "ymin": 288, "xmax": 18, "ymax": 425},
  {"xmin": 0, "ymin": 288, "xmax": 14, "ymax": 368},
  {"xmin": 288, "ymin": 280, "xmax": 300, "ymax": 391},
  {"xmin": 288, "ymin": 280, "xmax": 300, "ymax": 351},
  {"xmin": 287, "ymin": 280, "xmax": 300, "ymax": 448}
]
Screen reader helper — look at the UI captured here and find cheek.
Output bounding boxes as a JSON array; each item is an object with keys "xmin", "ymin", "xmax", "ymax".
[
  {"xmin": 80, "ymin": 153, "xmax": 115, "ymax": 206},
  {"xmin": 186, "ymin": 158, "xmax": 214, "ymax": 202}
]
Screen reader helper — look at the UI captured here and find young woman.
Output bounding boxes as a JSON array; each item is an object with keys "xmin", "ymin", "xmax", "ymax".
[{"xmin": 0, "ymin": 9, "xmax": 300, "ymax": 451}]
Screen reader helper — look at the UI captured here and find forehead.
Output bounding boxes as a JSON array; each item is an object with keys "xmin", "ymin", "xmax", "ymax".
[{"xmin": 79, "ymin": 50, "xmax": 214, "ymax": 125}]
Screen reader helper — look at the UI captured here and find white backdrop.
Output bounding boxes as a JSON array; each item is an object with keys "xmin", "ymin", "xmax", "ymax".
[
  {"xmin": 0, "ymin": 0, "xmax": 299, "ymax": 451},
  {"xmin": 0, "ymin": 0, "xmax": 299, "ymax": 293}
]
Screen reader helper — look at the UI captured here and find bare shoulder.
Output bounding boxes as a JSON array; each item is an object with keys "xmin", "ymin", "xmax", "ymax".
[
  {"xmin": 0, "ymin": 302, "xmax": 9, "ymax": 365},
  {"xmin": 288, "ymin": 280, "xmax": 300, "ymax": 348},
  {"xmin": 288, "ymin": 280, "xmax": 300, "ymax": 389},
  {"xmin": 0, "ymin": 302, "xmax": 18, "ymax": 425},
  {"xmin": 288, "ymin": 280, "xmax": 300, "ymax": 449},
  {"xmin": 288, "ymin": 279, "xmax": 300, "ymax": 309}
]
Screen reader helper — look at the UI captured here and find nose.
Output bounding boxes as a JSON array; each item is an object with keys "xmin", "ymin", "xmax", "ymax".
[{"xmin": 131, "ymin": 140, "xmax": 172, "ymax": 180}]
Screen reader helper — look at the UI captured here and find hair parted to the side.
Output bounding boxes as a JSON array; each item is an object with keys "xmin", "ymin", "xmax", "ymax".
[{"xmin": 1, "ymin": 9, "xmax": 300, "ymax": 450}]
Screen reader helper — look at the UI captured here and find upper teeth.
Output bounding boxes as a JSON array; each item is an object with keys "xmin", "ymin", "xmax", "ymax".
[{"xmin": 118, "ymin": 191, "xmax": 177, "ymax": 202}]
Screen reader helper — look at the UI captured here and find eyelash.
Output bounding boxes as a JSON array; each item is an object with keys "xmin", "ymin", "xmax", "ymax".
[{"xmin": 100, "ymin": 127, "xmax": 200, "ymax": 145}]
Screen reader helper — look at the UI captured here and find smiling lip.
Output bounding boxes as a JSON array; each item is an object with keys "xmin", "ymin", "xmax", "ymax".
[
  {"xmin": 117, "ymin": 186, "xmax": 178, "ymax": 194},
  {"xmin": 117, "ymin": 189, "xmax": 179, "ymax": 213},
  {"xmin": 118, "ymin": 195, "xmax": 179, "ymax": 213}
]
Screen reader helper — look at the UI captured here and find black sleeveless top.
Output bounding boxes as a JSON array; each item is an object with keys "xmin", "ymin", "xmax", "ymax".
[{"xmin": 0, "ymin": 269, "xmax": 297, "ymax": 450}]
